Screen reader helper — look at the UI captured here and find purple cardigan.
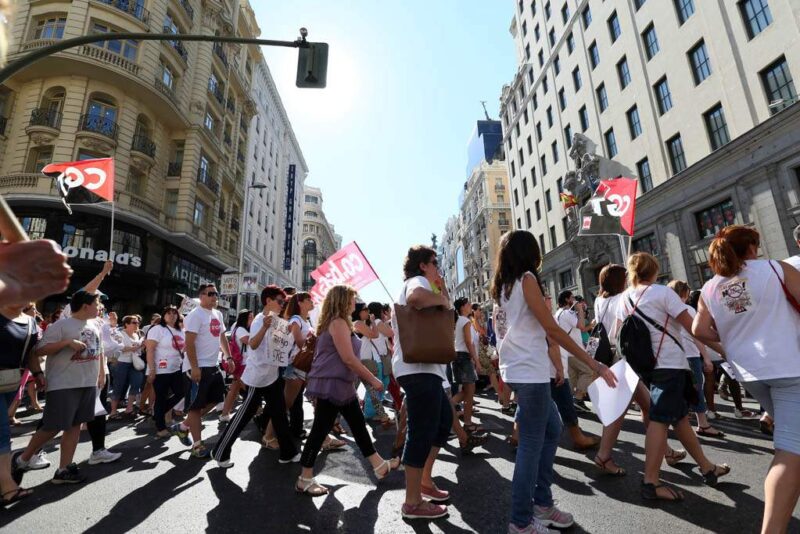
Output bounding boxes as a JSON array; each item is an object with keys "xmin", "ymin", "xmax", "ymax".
[{"xmin": 305, "ymin": 330, "xmax": 361, "ymax": 406}]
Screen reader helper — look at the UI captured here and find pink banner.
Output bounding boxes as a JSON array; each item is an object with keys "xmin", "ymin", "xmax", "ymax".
[{"xmin": 309, "ymin": 242, "xmax": 378, "ymax": 303}]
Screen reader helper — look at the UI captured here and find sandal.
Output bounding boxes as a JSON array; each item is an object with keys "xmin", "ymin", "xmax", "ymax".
[
  {"xmin": 262, "ymin": 437, "xmax": 279, "ymax": 450},
  {"xmin": 332, "ymin": 422, "xmax": 346, "ymax": 435},
  {"xmin": 373, "ymin": 458, "xmax": 400, "ymax": 480},
  {"xmin": 696, "ymin": 425, "xmax": 725, "ymax": 438},
  {"xmin": 460, "ymin": 432, "xmax": 488, "ymax": 454},
  {"xmin": 642, "ymin": 482, "xmax": 684, "ymax": 501},
  {"xmin": 702, "ymin": 463, "xmax": 731, "ymax": 487},
  {"xmin": 664, "ymin": 448, "xmax": 687, "ymax": 466},
  {"xmin": 296, "ymin": 476, "xmax": 328, "ymax": 496},
  {"xmin": 594, "ymin": 455, "xmax": 626, "ymax": 477},
  {"xmin": 463, "ymin": 423, "xmax": 485, "ymax": 434},
  {"xmin": 322, "ymin": 437, "xmax": 346, "ymax": 451},
  {"xmin": 2, "ymin": 487, "xmax": 33, "ymax": 505}
]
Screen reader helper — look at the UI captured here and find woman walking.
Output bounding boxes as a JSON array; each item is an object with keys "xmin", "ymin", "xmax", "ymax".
[
  {"xmin": 145, "ymin": 306, "xmax": 186, "ymax": 437},
  {"xmin": 693, "ymin": 226, "xmax": 800, "ymax": 533},
  {"xmin": 493, "ymin": 231, "xmax": 617, "ymax": 534},
  {"xmin": 220, "ymin": 310, "xmax": 252, "ymax": 422},
  {"xmin": 295, "ymin": 285, "xmax": 398, "ymax": 496},
  {"xmin": 451, "ymin": 298, "xmax": 481, "ymax": 434},
  {"xmin": 353, "ymin": 303, "xmax": 392, "ymax": 426},
  {"xmin": 109, "ymin": 316, "xmax": 145, "ymax": 418}
]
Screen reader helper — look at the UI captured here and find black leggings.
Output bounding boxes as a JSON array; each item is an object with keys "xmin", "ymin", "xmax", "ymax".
[
  {"xmin": 87, "ymin": 382, "xmax": 109, "ymax": 452},
  {"xmin": 153, "ymin": 371, "xmax": 185, "ymax": 431},
  {"xmin": 300, "ymin": 398, "xmax": 376, "ymax": 468}
]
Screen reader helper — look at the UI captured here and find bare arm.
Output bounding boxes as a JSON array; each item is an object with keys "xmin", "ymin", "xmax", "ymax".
[
  {"xmin": 545, "ymin": 335, "xmax": 564, "ymax": 383},
  {"xmin": 83, "ymin": 260, "xmax": 113, "ymax": 294},
  {"xmin": 675, "ymin": 309, "xmax": 724, "ymax": 356},
  {"xmin": 463, "ymin": 323, "xmax": 479, "ymax": 364},
  {"xmin": 330, "ymin": 319, "xmax": 381, "ymax": 387},
  {"xmin": 576, "ymin": 306, "xmax": 591, "ymax": 333},
  {"xmin": 692, "ymin": 296, "xmax": 721, "ymax": 344},
  {"xmin": 248, "ymin": 317, "xmax": 273, "ymax": 350},
  {"xmin": 219, "ymin": 330, "xmax": 231, "ymax": 359},
  {"xmin": 406, "ymin": 287, "xmax": 449, "ymax": 310},
  {"xmin": 354, "ymin": 320, "xmax": 379, "ymax": 339},
  {"xmin": 145, "ymin": 338, "xmax": 157, "ymax": 372},
  {"xmin": 184, "ymin": 331, "xmax": 199, "ymax": 370},
  {"xmin": 375, "ymin": 320, "xmax": 394, "ymax": 337},
  {"xmin": 289, "ymin": 322, "xmax": 305, "ymax": 349}
]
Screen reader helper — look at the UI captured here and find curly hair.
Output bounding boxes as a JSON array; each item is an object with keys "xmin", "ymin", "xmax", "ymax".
[{"xmin": 316, "ymin": 285, "xmax": 357, "ymax": 336}]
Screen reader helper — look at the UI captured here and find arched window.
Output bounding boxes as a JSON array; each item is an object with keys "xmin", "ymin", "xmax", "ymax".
[
  {"xmin": 84, "ymin": 93, "xmax": 118, "ymax": 137},
  {"xmin": 34, "ymin": 86, "xmax": 65, "ymax": 128},
  {"xmin": 302, "ymin": 239, "xmax": 318, "ymax": 289}
]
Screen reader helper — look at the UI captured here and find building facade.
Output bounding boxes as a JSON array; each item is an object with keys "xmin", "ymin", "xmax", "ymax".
[
  {"xmin": 500, "ymin": 0, "xmax": 800, "ymax": 302},
  {"xmin": 439, "ymin": 120, "xmax": 512, "ymax": 306},
  {"xmin": 300, "ymin": 186, "xmax": 341, "ymax": 290},
  {"xmin": 0, "ymin": 0, "xmax": 310, "ymax": 317}
]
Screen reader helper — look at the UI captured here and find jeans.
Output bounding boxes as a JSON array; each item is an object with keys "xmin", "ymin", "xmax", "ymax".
[
  {"xmin": 111, "ymin": 361, "xmax": 144, "ymax": 401},
  {"xmin": 397, "ymin": 373, "xmax": 453, "ymax": 468},
  {"xmin": 508, "ymin": 382, "xmax": 562, "ymax": 528},
  {"xmin": 687, "ymin": 358, "xmax": 707, "ymax": 414},
  {"xmin": 550, "ymin": 378, "xmax": 578, "ymax": 427},
  {"xmin": 153, "ymin": 371, "xmax": 185, "ymax": 431},
  {"xmin": 300, "ymin": 397, "xmax": 376, "ymax": 468},
  {"xmin": 0, "ymin": 391, "xmax": 16, "ymax": 454}
]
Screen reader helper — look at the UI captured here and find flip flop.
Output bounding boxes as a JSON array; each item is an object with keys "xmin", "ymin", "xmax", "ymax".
[
  {"xmin": 702, "ymin": 463, "xmax": 731, "ymax": 487},
  {"xmin": 696, "ymin": 426, "xmax": 725, "ymax": 438},
  {"xmin": 642, "ymin": 482, "xmax": 684, "ymax": 501},
  {"xmin": 296, "ymin": 476, "xmax": 328, "ymax": 496},
  {"xmin": 2, "ymin": 487, "xmax": 33, "ymax": 506},
  {"xmin": 594, "ymin": 455, "xmax": 626, "ymax": 476}
]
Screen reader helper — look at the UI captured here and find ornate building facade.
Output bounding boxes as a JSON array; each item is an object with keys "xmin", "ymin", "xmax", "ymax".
[{"xmin": 300, "ymin": 185, "xmax": 340, "ymax": 290}]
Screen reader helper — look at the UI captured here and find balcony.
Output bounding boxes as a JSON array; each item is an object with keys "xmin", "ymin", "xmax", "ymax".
[
  {"xmin": 230, "ymin": 217, "xmax": 240, "ymax": 231},
  {"xmin": 95, "ymin": 0, "xmax": 150, "ymax": 25},
  {"xmin": 164, "ymin": 35, "xmax": 188, "ymax": 63},
  {"xmin": 213, "ymin": 43, "xmax": 228, "ymax": 67},
  {"xmin": 225, "ymin": 98, "xmax": 235, "ymax": 114},
  {"xmin": 131, "ymin": 134, "xmax": 156, "ymax": 158},
  {"xmin": 80, "ymin": 45, "xmax": 140, "ymax": 75},
  {"xmin": 78, "ymin": 113, "xmax": 118, "ymax": 141},
  {"xmin": 167, "ymin": 162, "xmax": 182, "ymax": 176},
  {"xmin": 178, "ymin": 0, "xmax": 194, "ymax": 20},
  {"xmin": 29, "ymin": 108, "xmax": 62, "ymax": 130},
  {"xmin": 218, "ymin": 206, "xmax": 226, "ymax": 220},
  {"xmin": 223, "ymin": 134, "xmax": 232, "ymax": 147},
  {"xmin": 154, "ymin": 75, "xmax": 177, "ymax": 104},
  {"xmin": 208, "ymin": 82, "xmax": 224, "ymax": 106},
  {"xmin": 21, "ymin": 39, "xmax": 60, "ymax": 52},
  {"xmin": 196, "ymin": 168, "xmax": 219, "ymax": 194}
]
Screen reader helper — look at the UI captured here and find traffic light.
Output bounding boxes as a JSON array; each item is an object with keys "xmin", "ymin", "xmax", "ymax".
[{"xmin": 296, "ymin": 42, "xmax": 329, "ymax": 88}]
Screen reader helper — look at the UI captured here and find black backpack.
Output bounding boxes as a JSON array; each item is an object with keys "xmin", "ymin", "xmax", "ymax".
[
  {"xmin": 586, "ymin": 299, "xmax": 613, "ymax": 366},
  {"xmin": 617, "ymin": 288, "xmax": 683, "ymax": 380}
]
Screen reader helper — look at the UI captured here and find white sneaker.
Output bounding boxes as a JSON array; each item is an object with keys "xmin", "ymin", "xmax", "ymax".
[
  {"xmin": 88, "ymin": 449, "xmax": 122, "ymax": 465},
  {"xmin": 28, "ymin": 450, "xmax": 51, "ymax": 470},
  {"xmin": 216, "ymin": 459, "xmax": 234, "ymax": 469},
  {"xmin": 219, "ymin": 413, "xmax": 232, "ymax": 423},
  {"xmin": 278, "ymin": 452, "xmax": 302, "ymax": 464}
]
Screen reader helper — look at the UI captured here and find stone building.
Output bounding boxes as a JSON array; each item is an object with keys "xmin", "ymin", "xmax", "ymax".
[{"xmin": 300, "ymin": 185, "xmax": 341, "ymax": 290}]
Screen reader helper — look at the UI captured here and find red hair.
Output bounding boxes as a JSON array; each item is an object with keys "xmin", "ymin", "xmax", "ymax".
[{"xmin": 708, "ymin": 225, "xmax": 760, "ymax": 277}]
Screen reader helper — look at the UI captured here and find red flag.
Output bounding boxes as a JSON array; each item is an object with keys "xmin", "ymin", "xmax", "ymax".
[
  {"xmin": 309, "ymin": 242, "xmax": 379, "ymax": 303},
  {"xmin": 578, "ymin": 178, "xmax": 638, "ymax": 237},
  {"xmin": 42, "ymin": 158, "xmax": 115, "ymax": 207}
]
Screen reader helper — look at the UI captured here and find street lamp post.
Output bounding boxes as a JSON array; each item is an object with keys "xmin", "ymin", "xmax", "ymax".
[{"xmin": 237, "ymin": 181, "xmax": 268, "ymax": 312}]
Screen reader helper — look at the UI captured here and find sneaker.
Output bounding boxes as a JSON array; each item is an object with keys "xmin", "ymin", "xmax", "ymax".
[
  {"xmin": 534, "ymin": 504, "xmax": 574, "ymax": 528},
  {"xmin": 170, "ymin": 423, "xmax": 192, "ymax": 447},
  {"xmin": 28, "ymin": 450, "xmax": 51, "ymax": 470},
  {"xmin": 707, "ymin": 411, "xmax": 719, "ymax": 420},
  {"xmin": 508, "ymin": 519, "xmax": 558, "ymax": 533},
  {"xmin": 420, "ymin": 484, "xmax": 450, "ymax": 503},
  {"xmin": 219, "ymin": 413, "xmax": 232, "ymax": 423},
  {"xmin": 401, "ymin": 501, "xmax": 448, "ymax": 519},
  {"xmin": 735, "ymin": 409, "xmax": 755, "ymax": 418},
  {"xmin": 88, "ymin": 449, "xmax": 122, "ymax": 465},
  {"xmin": 52, "ymin": 463, "xmax": 87, "ymax": 485},
  {"xmin": 216, "ymin": 459, "xmax": 234, "ymax": 469},
  {"xmin": 191, "ymin": 442, "xmax": 211, "ymax": 459},
  {"xmin": 278, "ymin": 452, "xmax": 302, "ymax": 464}
]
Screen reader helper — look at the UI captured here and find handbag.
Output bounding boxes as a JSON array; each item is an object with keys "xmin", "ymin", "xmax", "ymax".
[
  {"xmin": 769, "ymin": 261, "xmax": 800, "ymax": 315},
  {"xmin": 394, "ymin": 302, "xmax": 456, "ymax": 365},
  {"xmin": 291, "ymin": 333, "xmax": 317, "ymax": 374},
  {"xmin": 0, "ymin": 317, "xmax": 35, "ymax": 393},
  {"xmin": 586, "ymin": 300, "xmax": 613, "ymax": 366}
]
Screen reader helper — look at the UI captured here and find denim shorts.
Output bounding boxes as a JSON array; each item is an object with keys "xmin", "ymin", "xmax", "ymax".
[
  {"xmin": 284, "ymin": 364, "xmax": 307, "ymax": 382},
  {"xmin": 451, "ymin": 351, "xmax": 478, "ymax": 385},
  {"xmin": 648, "ymin": 369, "xmax": 690, "ymax": 425},
  {"xmin": 0, "ymin": 391, "xmax": 16, "ymax": 455},
  {"xmin": 744, "ymin": 376, "xmax": 800, "ymax": 455},
  {"xmin": 397, "ymin": 373, "xmax": 453, "ymax": 468},
  {"xmin": 687, "ymin": 358, "xmax": 707, "ymax": 414}
]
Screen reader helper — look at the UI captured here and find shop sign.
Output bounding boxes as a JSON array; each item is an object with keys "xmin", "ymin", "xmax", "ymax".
[
  {"xmin": 219, "ymin": 274, "xmax": 239, "ymax": 295},
  {"xmin": 166, "ymin": 253, "xmax": 219, "ymax": 294},
  {"xmin": 63, "ymin": 246, "xmax": 143, "ymax": 268},
  {"xmin": 241, "ymin": 273, "xmax": 259, "ymax": 294}
]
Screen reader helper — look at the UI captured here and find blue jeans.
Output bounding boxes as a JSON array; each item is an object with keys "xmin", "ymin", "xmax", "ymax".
[
  {"xmin": 550, "ymin": 378, "xmax": 578, "ymax": 427},
  {"xmin": 687, "ymin": 358, "xmax": 707, "ymax": 413},
  {"xmin": 0, "ymin": 391, "xmax": 15, "ymax": 455},
  {"xmin": 397, "ymin": 373, "xmax": 453, "ymax": 468},
  {"xmin": 508, "ymin": 382, "xmax": 563, "ymax": 528},
  {"xmin": 111, "ymin": 361, "xmax": 144, "ymax": 402},
  {"xmin": 744, "ymin": 377, "xmax": 800, "ymax": 455}
]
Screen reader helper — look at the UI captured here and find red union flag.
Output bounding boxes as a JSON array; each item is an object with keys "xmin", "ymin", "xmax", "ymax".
[
  {"xmin": 577, "ymin": 178, "xmax": 638, "ymax": 237},
  {"xmin": 42, "ymin": 158, "xmax": 115, "ymax": 212},
  {"xmin": 309, "ymin": 242, "xmax": 378, "ymax": 303}
]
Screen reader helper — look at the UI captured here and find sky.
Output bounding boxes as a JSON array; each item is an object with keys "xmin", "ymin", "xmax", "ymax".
[{"xmin": 256, "ymin": 1, "xmax": 517, "ymax": 302}]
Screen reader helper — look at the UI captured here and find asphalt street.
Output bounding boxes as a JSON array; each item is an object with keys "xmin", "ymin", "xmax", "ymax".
[{"xmin": 1, "ymin": 391, "xmax": 798, "ymax": 533}]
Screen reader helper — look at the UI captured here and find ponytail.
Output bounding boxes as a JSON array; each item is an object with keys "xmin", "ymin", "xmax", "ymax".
[{"xmin": 708, "ymin": 225, "xmax": 760, "ymax": 278}]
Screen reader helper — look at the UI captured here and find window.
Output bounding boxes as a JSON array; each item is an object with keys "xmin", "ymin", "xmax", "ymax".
[
  {"xmin": 204, "ymin": 112, "xmax": 215, "ymax": 132},
  {"xmin": 526, "ymin": 209, "xmax": 532, "ymax": 228},
  {"xmin": 760, "ymin": 56, "xmax": 797, "ymax": 114},
  {"xmin": 546, "ymin": 106, "xmax": 553, "ymax": 127},
  {"xmin": 557, "ymin": 178, "xmax": 563, "ymax": 193},
  {"xmin": 579, "ymin": 105, "xmax": 589, "ymax": 132},
  {"xmin": 193, "ymin": 199, "xmax": 207, "ymax": 227},
  {"xmin": 518, "ymin": 148, "xmax": 525, "ymax": 165},
  {"xmin": 527, "ymin": 135, "xmax": 533, "ymax": 154},
  {"xmin": 545, "ymin": 1, "xmax": 551, "ymax": 20},
  {"xmin": 634, "ymin": 0, "xmax": 647, "ymax": 10},
  {"xmin": 704, "ymin": 103, "xmax": 730, "ymax": 150},
  {"xmin": 632, "ymin": 233, "xmax": 659, "ymax": 256},
  {"xmin": 607, "ymin": 11, "xmax": 621, "ymax": 43},
  {"xmin": 522, "ymin": 20, "xmax": 527, "ymax": 36},
  {"xmin": 536, "ymin": 122, "xmax": 543, "ymax": 142},
  {"xmin": 113, "ymin": 230, "xmax": 142, "ymax": 258},
  {"xmin": 689, "ymin": 40, "xmax": 712, "ymax": 85},
  {"xmin": 566, "ymin": 32, "xmax": 575, "ymax": 54},
  {"xmin": 554, "ymin": 55, "xmax": 562, "ymax": 75},
  {"xmin": 533, "ymin": 93, "xmax": 539, "ymax": 110},
  {"xmin": 525, "ymin": 44, "xmax": 531, "ymax": 60},
  {"xmin": 21, "ymin": 217, "xmax": 47, "ymax": 240},
  {"xmin": 523, "ymin": 177, "xmax": 529, "ymax": 196},
  {"xmin": 564, "ymin": 124, "xmax": 573, "ymax": 148},
  {"xmin": 538, "ymin": 49, "xmax": 544, "ymax": 67},
  {"xmin": 515, "ymin": 123, "xmax": 521, "ymax": 137},
  {"xmin": 514, "ymin": 188, "xmax": 519, "ymax": 206},
  {"xmin": 572, "ymin": 67, "xmax": 582, "ymax": 91},
  {"xmin": 551, "ymin": 141, "xmax": 559, "ymax": 163},
  {"xmin": 511, "ymin": 161, "xmax": 517, "ymax": 177},
  {"xmin": 535, "ymin": 200, "xmax": 542, "ymax": 220},
  {"xmin": 534, "ymin": 23, "xmax": 541, "ymax": 41},
  {"xmin": 667, "ymin": 134, "xmax": 687, "ymax": 174},
  {"xmin": 549, "ymin": 29, "xmax": 556, "ymax": 47},
  {"xmin": 739, "ymin": 0, "xmax": 773, "ymax": 39},
  {"xmin": 126, "ymin": 168, "xmax": 147, "ymax": 196},
  {"xmin": 90, "ymin": 22, "xmax": 138, "ymax": 61},
  {"xmin": 27, "ymin": 146, "xmax": 53, "ymax": 173},
  {"xmin": 539, "ymin": 234, "xmax": 546, "ymax": 254},
  {"xmin": 617, "ymin": 56, "xmax": 631, "ymax": 89},
  {"xmin": 642, "ymin": 24, "xmax": 659, "ymax": 60},
  {"xmin": 531, "ymin": 166, "xmax": 537, "ymax": 187},
  {"xmin": 561, "ymin": 217, "xmax": 569, "ymax": 239},
  {"xmin": 558, "ymin": 88, "xmax": 567, "ymax": 110},
  {"xmin": 674, "ymin": 0, "xmax": 695, "ymax": 25},
  {"xmin": 545, "ymin": 189, "xmax": 552, "ymax": 211},
  {"xmin": 33, "ymin": 16, "xmax": 66, "ymax": 40},
  {"xmin": 604, "ymin": 128, "xmax": 618, "ymax": 158},
  {"xmin": 517, "ymin": 218, "xmax": 522, "ymax": 230},
  {"xmin": 695, "ymin": 198, "xmax": 736, "ymax": 239},
  {"xmin": 655, "ymin": 77, "xmax": 673, "ymax": 115},
  {"xmin": 589, "ymin": 41, "xmax": 600, "ymax": 69},
  {"xmin": 596, "ymin": 83, "xmax": 608, "ymax": 112},
  {"xmin": 582, "ymin": 6, "xmax": 592, "ymax": 29},
  {"xmin": 637, "ymin": 158, "xmax": 653, "ymax": 192},
  {"xmin": 550, "ymin": 225, "xmax": 558, "ymax": 248},
  {"xmin": 61, "ymin": 223, "xmax": 97, "ymax": 250},
  {"xmin": 561, "ymin": 3, "xmax": 570, "ymax": 24},
  {"xmin": 558, "ymin": 269, "xmax": 575, "ymax": 288},
  {"xmin": 627, "ymin": 105, "xmax": 642, "ymax": 139},
  {"xmin": 160, "ymin": 62, "xmax": 175, "ymax": 90},
  {"xmin": 543, "ymin": 74, "xmax": 549, "ymax": 94},
  {"xmin": 541, "ymin": 154, "xmax": 548, "ymax": 175},
  {"xmin": 527, "ymin": 68, "xmax": 534, "ymax": 85}
]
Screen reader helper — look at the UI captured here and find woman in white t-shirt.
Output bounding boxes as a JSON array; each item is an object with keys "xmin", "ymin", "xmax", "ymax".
[
  {"xmin": 693, "ymin": 225, "xmax": 800, "ymax": 533},
  {"xmin": 109, "ymin": 315, "xmax": 145, "ymax": 418},
  {"xmin": 354, "ymin": 303, "xmax": 392, "ymax": 426},
  {"xmin": 145, "ymin": 306, "xmax": 186, "ymax": 437},
  {"xmin": 619, "ymin": 253, "xmax": 730, "ymax": 502},
  {"xmin": 493, "ymin": 231, "xmax": 617, "ymax": 532},
  {"xmin": 220, "ymin": 310, "xmax": 252, "ymax": 422},
  {"xmin": 451, "ymin": 298, "xmax": 481, "ymax": 434}
]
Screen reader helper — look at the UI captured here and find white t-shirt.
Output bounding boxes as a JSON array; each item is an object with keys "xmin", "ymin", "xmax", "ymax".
[
  {"xmin": 101, "ymin": 322, "xmax": 123, "ymax": 360},
  {"xmin": 454, "ymin": 315, "xmax": 471, "ymax": 352},
  {"xmin": 554, "ymin": 308, "xmax": 582, "ymax": 377},
  {"xmin": 241, "ymin": 312, "xmax": 280, "ymax": 387},
  {"xmin": 594, "ymin": 294, "xmax": 623, "ymax": 345},
  {"xmin": 148, "ymin": 325, "xmax": 185, "ymax": 374},
  {"xmin": 680, "ymin": 306, "xmax": 701, "ymax": 358},
  {"xmin": 359, "ymin": 330, "xmax": 380, "ymax": 362},
  {"xmin": 287, "ymin": 316, "xmax": 312, "ymax": 362},
  {"xmin": 784, "ymin": 254, "xmax": 800, "ymax": 271},
  {"xmin": 374, "ymin": 319, "xmax": 390, "ymax": 356},
  {"xmin": 497, "ymin": 272, "xmax": 550, "ymax": 384},
  {"xmin": 391, "ymin": 276, "xmax": 448, "ymax": 382},
  {"xmin": 616, "ymin": 284, "xmax": 689, "ymax": 370},
  {"xmin": 119, "ymin": 330, "xmax": 141, "ymax": 364},
  {"xmin": 701, "ymin": 259, "xmax": 800, "ymax": 382},
  {"xmin": 183, "ymin": 306, "xmax": 225, "ymax": 368}
]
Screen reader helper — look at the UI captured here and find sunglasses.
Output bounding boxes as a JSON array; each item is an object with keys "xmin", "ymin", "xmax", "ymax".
[
  {"xmin": 429, "ymin": 259, "xmax": 439, "ymax": 266},
  {"xmin": 130, "ymin": 321, "xmax": 140, "ymax": 325},
  {"xmin": 203, "ymin": 291, "xmax": 219, "ymax": 297}
]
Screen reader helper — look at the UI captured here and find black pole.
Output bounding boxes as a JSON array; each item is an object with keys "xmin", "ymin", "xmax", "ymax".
[{"xmin": 0, "ymin": 33, "xmax": 308, "ymax": 85}]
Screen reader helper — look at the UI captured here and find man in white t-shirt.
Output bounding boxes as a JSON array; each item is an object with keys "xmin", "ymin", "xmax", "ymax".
[
  {"xmin": 171, "ymin": 283, "xmax": 232, "ymax": 458},
  {"xmin": 784, "ymin": 224, "xmax": 800, "ymax": 270}
]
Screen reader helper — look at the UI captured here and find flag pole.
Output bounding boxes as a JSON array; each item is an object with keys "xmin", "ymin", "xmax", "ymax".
[
  {"xmin": 109, "ymin": 201, "xmax": 115, "ymax": 259},
  {"xmin": 0, "ymin": 196, "xmax": 28, "ymax": 242},
  {"xmin": 618, "ymin": 234, "xmax": 627, "ymax": 261},
  {"xmin": 353, "ymin": 241, "xmax": 395, "ymax": 303}
]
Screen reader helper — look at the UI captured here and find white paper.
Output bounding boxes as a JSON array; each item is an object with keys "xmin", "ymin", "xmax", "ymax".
[
  {"xmin": 587, "ymin": 360, "xmax": 639, "ymax": 427},
  {"xmin": 95, "ymin": 393, "xmax": 108, "ymax": 417}
]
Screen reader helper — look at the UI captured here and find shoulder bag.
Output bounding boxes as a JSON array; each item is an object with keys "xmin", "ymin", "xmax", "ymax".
[
  {"xmin": 291, "ymin": 332, "xmax": 318, "ymax": 374},
  {"xmin": 769, "ymin": 261, "xmax": 800, "ymax": 315},
  {"xmin": 395, "ymin": 301, "xmax": 456, "ymax": 365},
  {"xmin": 0, "ymin": 317, "xmax": 35, "ymax": 393}
]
